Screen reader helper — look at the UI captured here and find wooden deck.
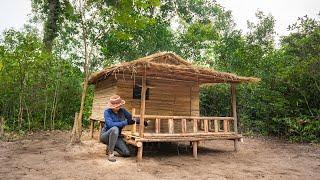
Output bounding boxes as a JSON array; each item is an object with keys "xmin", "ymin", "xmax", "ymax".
[{"xmin": 90, "ymin": 113, "xmax": 241, "ymax": 161}]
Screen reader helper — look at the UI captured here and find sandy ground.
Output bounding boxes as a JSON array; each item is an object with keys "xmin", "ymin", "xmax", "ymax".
[{"xmin": 0, "ymin": 131, "xmax": 319, "ymax": 180}]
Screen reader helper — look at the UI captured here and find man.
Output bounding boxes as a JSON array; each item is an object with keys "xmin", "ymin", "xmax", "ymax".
[{"xmin": 101, "ymin": 95, "xmax": 147, "ymax": 162}]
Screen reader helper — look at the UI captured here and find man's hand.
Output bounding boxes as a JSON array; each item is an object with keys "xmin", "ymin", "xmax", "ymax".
[{"xmin": 127, "ymin": 119, "xmax": 135, "ymax": 125}]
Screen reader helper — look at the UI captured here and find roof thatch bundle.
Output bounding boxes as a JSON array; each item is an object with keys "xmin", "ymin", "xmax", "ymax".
[{"xmin": 88, "ymin": 52, "xmax": 260, "ymax": 84}]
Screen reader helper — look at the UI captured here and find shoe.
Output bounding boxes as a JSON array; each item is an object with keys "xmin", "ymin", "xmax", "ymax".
[{"xmin": 107, "ymin": 150, "xmax": 116, "ymax": 162}]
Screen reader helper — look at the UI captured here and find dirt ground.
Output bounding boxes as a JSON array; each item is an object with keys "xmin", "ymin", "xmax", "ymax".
[{"xmin": 0, "ymin": 131, "xmax": 319, "ymax": 180}]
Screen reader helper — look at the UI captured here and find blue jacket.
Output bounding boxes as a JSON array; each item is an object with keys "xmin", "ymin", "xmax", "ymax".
[{"xmin": 102, "ymin": 108, "xmax": 131, "ymax": 133}]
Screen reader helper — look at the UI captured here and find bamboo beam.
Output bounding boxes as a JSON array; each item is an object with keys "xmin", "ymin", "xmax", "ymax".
[
  {"xmin": 139, "ymin": 74, "xmax": 147, "ymax": 138},
  {"xmin": 168, "ymin": 118, "xmax": 174, "ymax": 134},
  {"xmin": 155, "ymin": 118, "xmax": 160, "ymax": 133},
  {"xmin": 181, "ymin": 119, "xmax": 187, "ymax": 133},
  {"xmin": 132, "ymin": 115, "xmax": 234, "ymax": 120}
]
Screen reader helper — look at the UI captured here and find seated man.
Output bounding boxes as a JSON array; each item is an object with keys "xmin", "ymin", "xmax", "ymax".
[{"xmin": 100, "ymin": 95, "xmax": 147, "ymax": 162}]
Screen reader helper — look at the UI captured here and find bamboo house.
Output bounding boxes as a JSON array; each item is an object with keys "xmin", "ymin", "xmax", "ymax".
[{"xmin": 88, "ymin": 52, "xmax": 259, "ymax": 161}]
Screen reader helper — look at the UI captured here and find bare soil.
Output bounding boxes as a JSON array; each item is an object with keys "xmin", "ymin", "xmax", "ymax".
[{"xmin": 0, "ymin": 131, "xmax": 319, "ymax": 180}]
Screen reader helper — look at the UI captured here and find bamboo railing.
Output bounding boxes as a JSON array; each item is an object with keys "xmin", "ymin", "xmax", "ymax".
[{"xmin": 131, "ymin": 108, "xmax": 235, "ymax": 137}]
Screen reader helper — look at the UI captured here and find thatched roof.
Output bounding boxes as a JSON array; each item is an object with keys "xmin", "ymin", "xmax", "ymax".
[{"xmin": 88, "ymin": 52, "xmax": 260, "ymax": 84}]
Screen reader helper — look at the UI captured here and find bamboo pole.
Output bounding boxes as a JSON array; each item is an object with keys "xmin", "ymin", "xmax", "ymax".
[
  {"xmin": 214, "ymin": 119, "xmax": 218, "ymax": 132},
  {"xmin": 193, "ymin": 141, "xmax": 198, "ymax": 159},
  {"xmin": 131, "ymin": 108, "xmax": 136, "ymax": 134},
  {"xmin": 168, "ymin": 118, "xmax": 174, "ymax": 134},
  {"xmin": 90, "ymin": 119, "xmax": 94, "ymax": 139},
  {"xmin": 231, "ymin": 84, "xmax": 238, "ymax": 134},
  {"xmin": 181, "ymin": 119, "xmax": 187, "ymax": 133},
  {"xmin": 155, "ymin": 118, "xmax": 160, "ymax": 133},
  {"xmin": 204, "ymin": 119, "xmax": 209, "ymax": 133},
  {"xmin": 139, "ymin": 74, "xmax": 147, "ymax": 137},
  {"xmin": 193, "ymin": 119, "xmax": 198, "ymax": 133},
  {"xmin": 231, "ymin": 83, "xmax": 239, "ymax": 151}
]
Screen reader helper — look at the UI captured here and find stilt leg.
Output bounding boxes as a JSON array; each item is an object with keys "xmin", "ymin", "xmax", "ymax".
[
  {"xmin": 234, "ymin": 139, "xmax": 239, "ymax": 152},
  {"xmin": 137, "ymin": 144, "xmax": 143, "ymax": 162},
  {"xmin": 193, "ymin": 141, "xmax": 198, "ymax": 159},
  {"xmin": 98, "ymin": 122, "xmax": 102, "ymax": 142}
]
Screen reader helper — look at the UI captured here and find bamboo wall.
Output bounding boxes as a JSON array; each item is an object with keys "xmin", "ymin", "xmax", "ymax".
[
  {"xmin": 91, "ymin": 75, "xmax": 200, "ymax": 133},
  {"xmin": 90, "ymin": 76, "xmax": 117, "ymax": 120}
]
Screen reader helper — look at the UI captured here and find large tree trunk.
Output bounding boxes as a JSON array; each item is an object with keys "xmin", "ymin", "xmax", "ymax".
[{"xmin": 43, "ymin": 0, "xmax": 61, "ymax": 53}]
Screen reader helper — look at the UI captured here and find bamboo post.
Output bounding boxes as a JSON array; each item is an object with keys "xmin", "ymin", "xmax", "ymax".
[
  {"xmin": 193, "ymin": 119, "xmax": 198, "ymax": 133},
  {"xmin": 155, "ymin": 118, "xmax": 160, "ymax": 133},
  {"xmin": 223, "ymin": 119, "xmax": 228, "ymax": 133},
  {"xmin": 214, "ymin": 119, "xmax": 218, "ymax": 132},
  {"xmin": 168, "ymin": 118, "xmax": 174, "ymax": 134},
  {"xmin": 192, "ymin": 141, "xmax": 198, "ymax": 159},
  {"xmin": 139, "ymin": 75, "xmax": 147, "ymax": 138},
  {"xmin": 181, "ymin": 119, "xmax": 187, "ymax": 133},
  {"xmin": 231, "ymin": 83, "xmax": 239, "ymax": 151},
  {"xmin": 98, "ymin": 122, "xmax": 103, "ymax": 142},
  {"xmin": 204, "ymin": 119, "xmax": 209, "ymax": 133},
  {"xmin": 132, "ymin": 108, "xmax": 136, "ymax": 134},
  {"xmin": 137, "ymin": 144, "xmax": 143, "ymax": 162},
  {"xmin": 90, "ymin": 120, "xmax": 94, "ymax": 139}
]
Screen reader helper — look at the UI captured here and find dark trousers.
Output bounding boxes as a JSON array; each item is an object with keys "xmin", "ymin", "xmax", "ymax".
[{"xmin": 100, "ymin": 126, "xmax": 130, "ymax": 157}]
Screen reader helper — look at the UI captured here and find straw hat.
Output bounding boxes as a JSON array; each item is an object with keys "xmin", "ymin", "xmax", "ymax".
[{"xmin": 107, "ymin": 95, "xmax": 125, "ymax": 109}]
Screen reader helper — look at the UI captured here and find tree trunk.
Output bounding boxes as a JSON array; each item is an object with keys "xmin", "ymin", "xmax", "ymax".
[
  {"xmin": 0, "ymin": 117, "xmax": 4, "ymax": 138},
  {"xmin": 71, "ymin": 112, "xmax": 81, "ymax": 144}
]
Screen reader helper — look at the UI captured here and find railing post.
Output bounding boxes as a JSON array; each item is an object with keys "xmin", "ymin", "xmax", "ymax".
[
  {"xmin": 155, "ymin": 118, "xmax": 160, "ymax": 133},
  {"xmin": 181, "ymin": 119, "xmax": 187, "ymax": 133},
  {"xmin": 214, "ymin": 119, "xmax": 219, "ymax": 133},
  {"xmin": 204, "ymin": 119, "xmax": 209, "ymax": 133},
  {"xmin": 193, "ymin": 119, "xmax": 198, "ymax": 133},
  {"xmin": 168, "ymin": 118, "xmax": 174, "ymax": 134},
  {"xmin": 132, "ymin": 108, "xmax": 136, "ymax": 134}
]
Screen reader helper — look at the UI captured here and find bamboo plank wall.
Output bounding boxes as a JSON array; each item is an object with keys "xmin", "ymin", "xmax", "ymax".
[
  {"xmin": 117, "ymin": 77, "xmax": 199, "ymax": 133},
  {"xmin": 91, "ymin": 76, "xmax": 117, "ymax": 120}
]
